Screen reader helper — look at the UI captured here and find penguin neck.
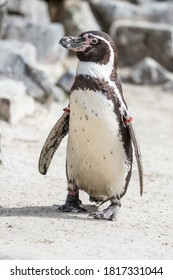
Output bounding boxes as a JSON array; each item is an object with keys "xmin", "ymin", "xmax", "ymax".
[
  {"xmin": 76, "ymin": 61, "xmax": 113, "ymax": 81},
  {"xmin": 76, "ymin": 44, "xmax": 115, "ymax": 81}
]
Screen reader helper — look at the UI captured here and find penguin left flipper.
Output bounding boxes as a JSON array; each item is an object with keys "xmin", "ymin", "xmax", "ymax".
[
  {"xmin": 127, "ymin": 122, "xmax": 144, "ymax": 196},
  {"xmin": 38, "ymin": 111, "xmax": 69, "ymax": 175}
]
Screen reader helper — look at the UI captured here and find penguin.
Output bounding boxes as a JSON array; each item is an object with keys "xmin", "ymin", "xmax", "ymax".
[{"xmin": 38, "ymin": 31, "xmax": 143, "ymax": 221}]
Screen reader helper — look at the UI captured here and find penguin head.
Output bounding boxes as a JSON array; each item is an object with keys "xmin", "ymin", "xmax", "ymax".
[{"xmin": 59, "ymin": 31, "xmax": 118, "ymax": 66}]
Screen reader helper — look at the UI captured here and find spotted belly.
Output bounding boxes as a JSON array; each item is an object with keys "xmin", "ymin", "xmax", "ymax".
[{"xmin": 66, "ymin": 89, "xmax": 130, "ymax": 200}]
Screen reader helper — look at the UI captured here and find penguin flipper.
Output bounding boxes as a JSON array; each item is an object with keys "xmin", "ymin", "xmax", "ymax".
[
  {"xmin": 38, "ymin": 112, "xmax": 69, "ymax": 175},
  {"xmin": 127, "ymin": 122, "xmax": 143, "ymax": 196}
]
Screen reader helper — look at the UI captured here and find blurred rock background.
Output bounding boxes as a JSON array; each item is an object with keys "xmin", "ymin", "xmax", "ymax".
[{"xmin": 0, "ymin": 0, "xmax": 173, "ymax": 124}]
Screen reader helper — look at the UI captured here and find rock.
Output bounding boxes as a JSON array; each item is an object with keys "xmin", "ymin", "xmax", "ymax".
[
  {"xmin": 90, "ymin": 0, "xmax": 173, "ymax": 29},
  {"xmin": 3, "ymin": 16, "xmax": 67, "ymax": 63},
  {"xmin": 0, "ymin": 132, "xmax": 2, "ymax": 164},
  {"xmin": 0, "ymin": 49, "xmax": 65, "ymax": 102},
  {"xmin": 90, "ymin": 0, "xmax": 139, "ymax": 29},
  {"xmin": 0, "ymin": 0, "xmax": 7, "ymax": 37},
  {"xmin": 122, "ymin": 57, "xmax": 171, "ymax": 85},
  {"xmin": 137, "ymin": 0, "xmax": 171, "ymax": 3},
  {"xmin": 37, "ymin": 62, "xmax": 65, "ymax": 84},
  {"xmin": 47, "ymin": 0, "xmax": 64, "ymax": 22},
  {"xmin": 140, "ymin": 2, "xmax": 173, "ymax": 25},
  {"xmin": 53, "ymin": 86, "xmax": 66, "ymax": 102},
  {"xmin": 7, "ymin": 0, "xmax": 50, "ymax": 22},
  {"xmin": 162, "ymin": 81, "xmax": 173, "ymax": 93},
  {"xmin": 63, "ymin": 0, "xmax": 101, "ymax": 36},
  {"xmin": 0, "ymin": 78, "xmax": 35, "ymax": 124},
  {"xmin": 0, "ymin": 39, "xmax": 37, "ymax": 64},
  {"xmin": 110, "ymin": 20, "xmax": 173, "ymax": 71},
  {"xmin": 57, "ymin": 69, "xmax": 76, "ymax": 94}
]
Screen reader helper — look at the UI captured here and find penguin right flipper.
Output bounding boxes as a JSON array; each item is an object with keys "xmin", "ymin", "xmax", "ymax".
[
  {"xmin": 127, "ymin": 122, "xmax": 144, "ymax": 196},
  {"xmin": 38, "ymin": 112, "xmax": 69, "ymax": 175}
]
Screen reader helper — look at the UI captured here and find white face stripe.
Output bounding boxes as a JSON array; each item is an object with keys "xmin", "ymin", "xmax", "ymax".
[{"xmin": 76, "ymin": 34, "xmax": 129, "ymax": 116}]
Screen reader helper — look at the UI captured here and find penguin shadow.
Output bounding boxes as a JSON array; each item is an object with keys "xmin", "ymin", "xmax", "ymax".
[{"xmin": 0, "ymin": 204, "xmax": 99, "ymax": 221}]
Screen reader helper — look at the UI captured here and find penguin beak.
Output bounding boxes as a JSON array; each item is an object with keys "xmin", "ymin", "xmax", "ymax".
[{"xmin": 59, "ymin": 35, "xmax": 83, "ymax": 50}]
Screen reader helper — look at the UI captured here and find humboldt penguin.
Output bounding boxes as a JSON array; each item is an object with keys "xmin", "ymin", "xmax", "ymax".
[{"xmin": 38, "ymin": 31, "xmax": 143, "ymax": 221}]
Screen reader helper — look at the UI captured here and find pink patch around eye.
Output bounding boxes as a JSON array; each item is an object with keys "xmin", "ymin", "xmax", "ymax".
[
  {"xmin": 71, "ymin": 44, "xmax": 90, "ymax": 52},
  {"xmin": 71, "ymin": 34, "xmax": 95, "ymax": 52},
  {"xmin": 91, "ymin": 39, "xmax": 98, "ymax": 44}
]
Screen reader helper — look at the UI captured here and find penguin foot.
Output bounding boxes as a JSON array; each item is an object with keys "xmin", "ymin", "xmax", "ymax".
[
  {"xmin": 57, "ymin": 202, "xmax": 87, "ymax": 213},
  {"xmin": 90, "ymin": 203, "xmax": 119, "ymax": 221},
  {"xmin": 56, "ymin": 190, "xmax": 87, "ymax": 213}
]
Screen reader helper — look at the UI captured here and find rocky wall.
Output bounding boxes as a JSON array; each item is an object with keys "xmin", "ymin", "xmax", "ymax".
[{"xmin": 0, "ymin": 0, "xmax": 173, "ymax": 126}]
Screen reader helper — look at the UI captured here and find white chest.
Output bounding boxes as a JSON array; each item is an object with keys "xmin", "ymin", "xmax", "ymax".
[{"xmin": 66, "ymin": 89, "xmax": 128, "ymax": 199}]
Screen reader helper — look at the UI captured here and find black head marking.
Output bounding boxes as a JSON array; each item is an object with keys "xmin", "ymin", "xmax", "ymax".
[{"xmin": 76, "ymin": 30, "xmax": 118, "ymax": 66}]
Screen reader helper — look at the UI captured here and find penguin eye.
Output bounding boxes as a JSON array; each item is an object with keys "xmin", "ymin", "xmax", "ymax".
[{"xmin": 91, "ymin": 38, "xmax": 98, "ymax": 45}]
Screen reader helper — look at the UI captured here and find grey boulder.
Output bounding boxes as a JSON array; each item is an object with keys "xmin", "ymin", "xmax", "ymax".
[
  {"xmin": 0, "ymin": 49, "xmax": 64, "ymax": 102},
  {"xmin": 0, "ymin": 39, "xmax": 37, "ymax": 64},
  {"xmin": 63, "ymin": 0, "xmax": 101, "ymax": 36},
  {"xmin": 122, "ymin": 57, "xmax": 171, "ymax": 85},
  {"xmin": 110, "ymin": 20, "xmax": 173, "ymax": 71},
  {"xmin": 162, "ymin": 81, "xmax": 173, "ymax": 93},
  {"xmin": 7, "ymin": 0, "xmax": 50, "ymax": 22},
  {"xmin": 0, "ymin": 78, "xmax": 35, "ymax": 124},
  {"xmin": 3, "ymin": 17, "xmax": 67, "ymax": 63},
  {"xmin": 57, "ymin": 69, "xmax": 76, "ymax": 94},
  {"xmin": 0, "ymin": 0, "xmax": 7, "ymax": 37},
  {"xmin": 90, "ymin": 0, "xmax": 173, "ymax": 28}
]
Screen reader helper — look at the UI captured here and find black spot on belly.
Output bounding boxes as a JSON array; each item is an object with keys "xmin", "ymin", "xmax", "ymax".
[{"xmin": 85, "ymin": 115, "xmax": 89, "ymax": 120}]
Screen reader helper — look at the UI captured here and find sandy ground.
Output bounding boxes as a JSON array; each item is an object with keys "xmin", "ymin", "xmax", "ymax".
[{"xmin": 0, "ymin": 83, "xmax": 172, "ymax": 260}]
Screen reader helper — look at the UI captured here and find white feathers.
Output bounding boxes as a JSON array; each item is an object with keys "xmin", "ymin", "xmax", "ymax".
[{"xmin": 67, "ymin": 89, "xmax": 129, "ymax": 199}]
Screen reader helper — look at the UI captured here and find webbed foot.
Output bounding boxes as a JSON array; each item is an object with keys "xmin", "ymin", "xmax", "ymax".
[
  {"xmin": 57, "ymin": 189, "xmax": 87, "ymax": 213},
  {"xmin": 90, "ymin": 202, "xmax": 119, "ymax": 221},
  {"xmin": 57, "ymin": 202, "xmax": 87, "ymax": 213}
]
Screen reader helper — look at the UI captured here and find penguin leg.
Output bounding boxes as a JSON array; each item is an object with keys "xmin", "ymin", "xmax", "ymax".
[
  {"xmin": 90, "ymin": 198, "xmax": 120, "ymax": 221},
  {"xmin": 57, "ymin": 188, "xmax": 87, "ymax": 213}
]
